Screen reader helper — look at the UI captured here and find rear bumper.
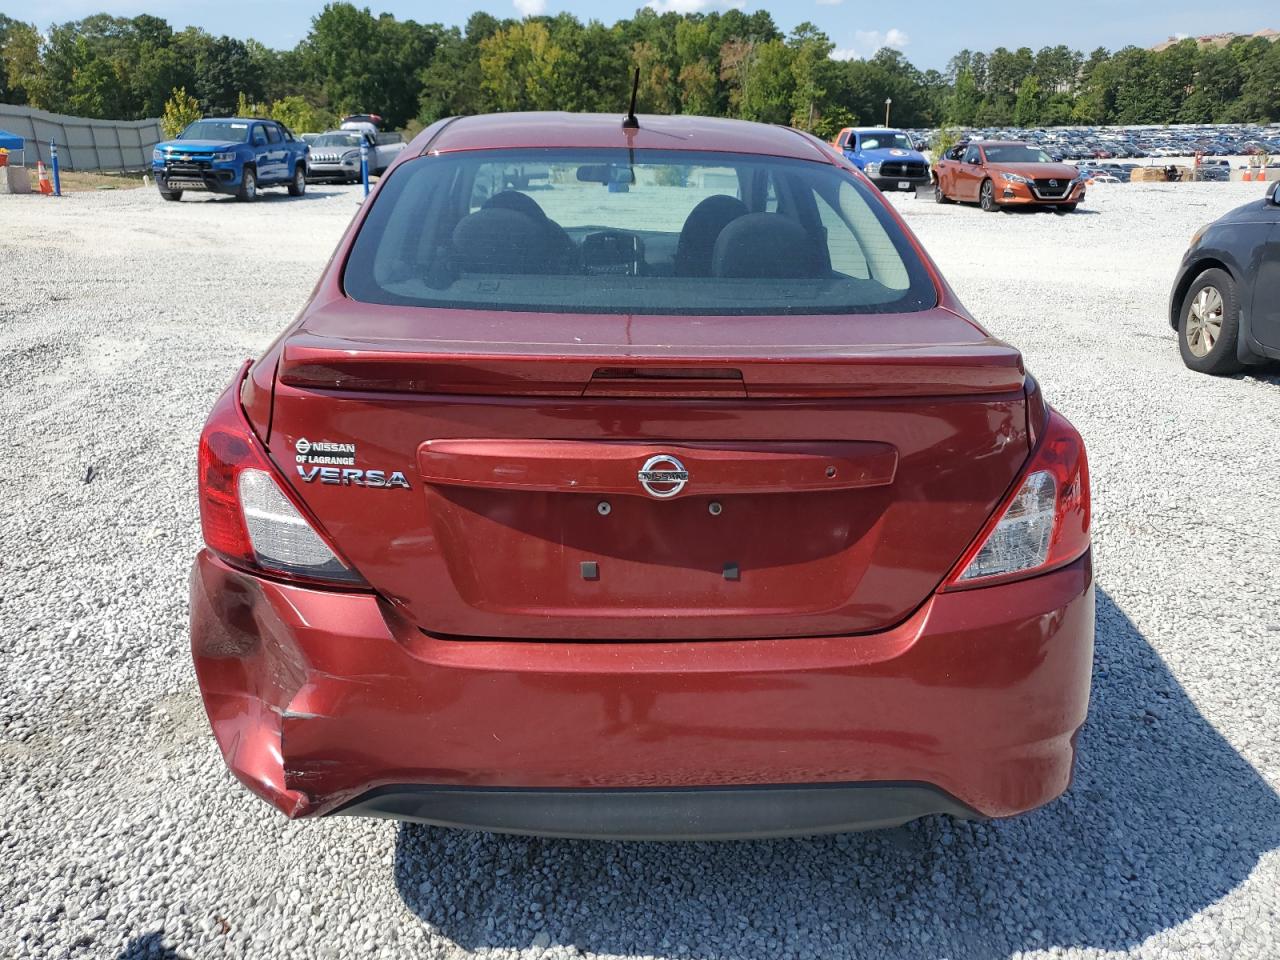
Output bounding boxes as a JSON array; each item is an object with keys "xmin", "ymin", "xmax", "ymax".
[{"xmin": 190, "ymin": 549, "xmax": 1094, "ymax": 837}]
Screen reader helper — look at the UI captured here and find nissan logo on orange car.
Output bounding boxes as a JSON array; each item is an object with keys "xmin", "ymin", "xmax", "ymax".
[{"xmin": 637, "ymin": 454, "xmax": 689, "ymax": 498}]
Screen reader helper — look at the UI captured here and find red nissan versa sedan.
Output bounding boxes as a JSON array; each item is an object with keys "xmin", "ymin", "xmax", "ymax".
[{"xmin": 191, "ymin": 112, "xmax": 1094, "ymax": 840}]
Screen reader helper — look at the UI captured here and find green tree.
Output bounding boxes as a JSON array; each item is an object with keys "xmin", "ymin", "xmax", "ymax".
[
  {"xmin": 0, "ymin": 17, "xmax": 41, "ymax": 105},
  {"xmin": 633, "ymin": 39, "xmax": 677, "ymax": 113},
  {"xmin": 1012, "ymin": 74, "xmax": 1043, "ymax": 125},
  {"xmin": 161, "ymin": 86, "xmax": 201, "ymax": 137},
  {"xmin": 235, "ymin": 90, "xmax": 268, "ymax": 117},
  {"xmin": 417, "ymin": 24, "xmax": 484, "ymax": 123},
  {"xmin": 678, "ymin": 59, "xmax": 717, "ymax": 115},
  {"xmin": 813, "ymin": 105, "xmax": 855, "ymax": 141},
  {"xmin": 717, "ymin": 38, "xmax": 754, "ymax": 117},
  {"xmin": 786, "ymin": 22, "xmax": 833, "ymax": 130},
  {"xmin": 1109, "ymin": 47, "xmax": 1160, "ymax": 123},
  {"xmin": 947, "ymin": 69, "xmax": 980, "ymax": 125},
  {"xmin": 269, "ymin": 95, "xmax": 331, "ymax": 133},
  {"xmin": 191, "ymin": 34, "xmax": 262, "ymax": 114},
  {"xmin": 305, "ymin": 2, "xmax": 437, "ymax": 127},
  {"xmin": 478, "ymin": 21, "xmax": 575, "ymax": 112},
  {"xmin": 1230, "ymin": 37, "xmax": 1280, "ymax": 121},
  {"xmin": 737, "ymin": 39, "xmax": 793, "ymax": 124}
]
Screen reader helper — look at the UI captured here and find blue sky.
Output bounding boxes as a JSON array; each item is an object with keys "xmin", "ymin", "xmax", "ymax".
[{"xmin": 8, "ymin": 0, "xmax": 1277, "ymax": 69}]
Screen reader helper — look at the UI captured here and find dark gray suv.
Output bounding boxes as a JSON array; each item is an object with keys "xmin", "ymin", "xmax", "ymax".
[{"xmin": 1171, "ymin": 180, "xmax": 1280, "ymax": 374}]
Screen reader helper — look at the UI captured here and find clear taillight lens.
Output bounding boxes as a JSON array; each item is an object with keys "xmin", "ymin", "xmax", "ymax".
[
  {"xmin": 237, "ymin": 470, "xmax": 361, "ymax": 582},
  {"xmin": 944, "ymin": 408, "xmax": 1090, "ymax": 590},
  {"xmin": 957, "ymin": 471, "xmax": 1056, "ymax": 581}
]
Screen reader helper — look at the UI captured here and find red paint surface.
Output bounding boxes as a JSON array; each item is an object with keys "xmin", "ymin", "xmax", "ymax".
[
  {"xmin": 191, "ymin": 549, "xmax": 1094, "ymax": 819},
  {"xmin": 195, "ymin": 113, "xmax": 1095, "ymax": 825}
]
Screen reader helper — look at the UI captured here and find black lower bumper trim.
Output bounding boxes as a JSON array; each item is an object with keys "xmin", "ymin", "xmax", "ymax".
[
  {"xmin": 333, "ymin": 781, "xmax": 981, "ymax": 840},
  {"xmin": 872, "ymin": 176, "xmax": 931, "ymax": 191}
]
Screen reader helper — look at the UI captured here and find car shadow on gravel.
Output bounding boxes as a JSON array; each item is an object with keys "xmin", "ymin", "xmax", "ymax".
[
  {"xmin": 116, "ymin": 931, "xmax": 186, "ymax": 959},
  {"xmin": 392, "ymin": 589, "xmax": 1280, "ymax": 959},
  {"xmin": 1002, "ymin": 206, "xmax": 1101, "ymax": 215}
]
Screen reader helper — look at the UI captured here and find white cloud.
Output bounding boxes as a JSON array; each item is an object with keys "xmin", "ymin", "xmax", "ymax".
[
  {"xmin": 833, "ymin": 28, "xmax": 909, "ymax": 60},
  {"xmin": 815, "ymin": 0, "xmax": 844, "ymax": 5},
  {"xmin": 514, "ymin": 0, "xmax": 547, "ymax": 14},
  {"xmin": 645, "ymin": 0, "xmax": 745, "ymax": 12},
  {"xmin": 854, "ymin": 28, "xmax": 909, "ymax": 51}
]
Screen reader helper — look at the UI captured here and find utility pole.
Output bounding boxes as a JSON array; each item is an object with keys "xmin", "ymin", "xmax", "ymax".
[{"xmin": 885, "ymin": 97, "xmax": 893, "ymax": 126}]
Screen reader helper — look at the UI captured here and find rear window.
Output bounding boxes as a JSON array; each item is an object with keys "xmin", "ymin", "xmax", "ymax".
[{"xmin": 344, "ymin": 148, "xmax": 935, "ymax": 316}]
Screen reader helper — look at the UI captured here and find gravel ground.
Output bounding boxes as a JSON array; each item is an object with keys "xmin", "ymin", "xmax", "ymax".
[{"xmin": 2, "ymin": 179, "xmax": 1278, "ymax": 960}]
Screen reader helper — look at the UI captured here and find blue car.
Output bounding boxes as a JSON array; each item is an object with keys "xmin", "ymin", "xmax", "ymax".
[
  {"xmin": 152, "ymin": 118, "xmax": 310, "ymax": 202},
  {"xmin": 832, "ymin": 127, "xmax": 931, "ymax": 192}
]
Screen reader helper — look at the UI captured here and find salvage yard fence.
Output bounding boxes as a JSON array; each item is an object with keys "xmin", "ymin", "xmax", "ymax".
[{"xmin": 0, "ymin": 104, "xmax": 162, "ymax": 172}]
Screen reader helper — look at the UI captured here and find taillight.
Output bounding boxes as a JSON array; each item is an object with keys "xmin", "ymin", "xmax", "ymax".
[
  {"xmin": 943, "ymin": 408, "xmax": 1090, "ymax": 590},
  {"xmin": 198, "ymin": 370, "xmax": 366, "ymax": 587}
]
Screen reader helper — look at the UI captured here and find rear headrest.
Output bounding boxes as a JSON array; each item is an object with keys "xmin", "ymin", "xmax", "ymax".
[
  {"xmin": 711, "ymin": 213, "xmax": 823, "ymax": 279},
  {"xmin": 484, "ymin": 190, "xmax": 547, "ymax": 220},
  {"xmin": 675, "ymin": 194, "xmax": 749, "ymax": 277},
  {"xmin": 451, "ymin": 208, "xmax": 554, "ymax": 275}
]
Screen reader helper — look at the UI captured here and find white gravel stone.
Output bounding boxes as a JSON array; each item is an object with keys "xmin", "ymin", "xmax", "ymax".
[{"xmin": 1, "ymin": 180, "xmax": 1278, "ymax": 959}]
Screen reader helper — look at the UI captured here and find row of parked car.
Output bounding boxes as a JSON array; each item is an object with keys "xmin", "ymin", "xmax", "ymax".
[{"xmin": 909, "ymin": 124, "xmax": 1280, "ymax": 162}]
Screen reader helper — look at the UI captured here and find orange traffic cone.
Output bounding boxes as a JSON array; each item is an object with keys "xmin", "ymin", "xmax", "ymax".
[{"xmin": 37, "ymin": 160, "xmax": 53, "ymax": 195}]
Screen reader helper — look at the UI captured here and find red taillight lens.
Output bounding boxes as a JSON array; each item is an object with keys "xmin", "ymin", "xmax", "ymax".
[
  {"xmin": 198, "ymin": 424, "xmax": 259, "ymax": 566},
  {"xmin": 943, "ymin": 407, "xmax": 1090, "ymax": 590},
  {"xmin": 197, "ymin": 369, "xmax": 366, "ymax": 587}
]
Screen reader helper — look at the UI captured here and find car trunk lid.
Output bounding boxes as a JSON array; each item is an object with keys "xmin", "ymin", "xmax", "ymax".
[{"xmin": 265, "ymin": 301, "xmax": 1029, "ymax": 640}]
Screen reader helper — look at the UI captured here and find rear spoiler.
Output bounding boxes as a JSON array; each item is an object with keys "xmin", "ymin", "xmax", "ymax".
[{"xmin": 278, "ymin": 336, "xmax": 1026, "ymax": 399}]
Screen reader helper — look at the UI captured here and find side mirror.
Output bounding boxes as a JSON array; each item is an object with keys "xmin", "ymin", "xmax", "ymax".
[{"xmin": 1268, "ymin": 179, "xmax": 1280, "ymax": 205}]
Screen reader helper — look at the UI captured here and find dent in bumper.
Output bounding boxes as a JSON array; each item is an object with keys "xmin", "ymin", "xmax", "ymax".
[{"xmin": 190, "ymin": 550, "xmax": 1094, "ymax": 826}]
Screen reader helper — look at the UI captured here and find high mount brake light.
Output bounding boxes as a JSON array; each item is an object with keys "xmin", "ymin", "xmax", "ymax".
[
  {"xmin": 943, "ymin": 408, "xmax": 1090, "ymax": 590},
  {"xmin": 198, "ymin": 373, "xmax": 366, "ymax": 587}
]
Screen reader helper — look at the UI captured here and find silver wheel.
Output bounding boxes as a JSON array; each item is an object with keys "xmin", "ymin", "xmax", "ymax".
[
  {"xmin": 980, "ymin": 180, "xmax": 997, "ymax": 212},
  {"xmin": 1184, "ymin": 285, "xmax": 1224, "ymax": 358}
]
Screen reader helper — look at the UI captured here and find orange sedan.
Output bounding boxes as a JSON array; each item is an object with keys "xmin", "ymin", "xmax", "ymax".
[{"xmin": 934, "ymin": 141, "xmax": 1086, "ymax": 213}]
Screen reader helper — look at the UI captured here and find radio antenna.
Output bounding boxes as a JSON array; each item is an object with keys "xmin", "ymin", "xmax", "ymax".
[{"xmin": 622, "ymin": 68, "xmax": 640, "ymax": 130}]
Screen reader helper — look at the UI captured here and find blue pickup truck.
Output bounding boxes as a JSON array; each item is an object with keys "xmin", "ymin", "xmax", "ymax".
[
  {"xmin": 152, "ymin": 118, "xmax": 310, "ymax": 202},
  {"xmin": 831, "ymin": 127, "xmax": 931, "ymax": 193}
]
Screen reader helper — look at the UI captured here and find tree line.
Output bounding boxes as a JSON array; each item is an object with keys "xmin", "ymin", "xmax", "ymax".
[{"xmin": 2, "ymin": 5, "xmax": 1278, "ymax": 136}]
